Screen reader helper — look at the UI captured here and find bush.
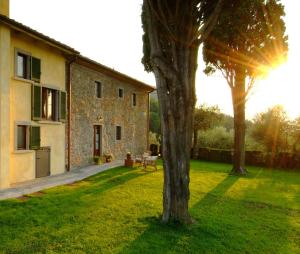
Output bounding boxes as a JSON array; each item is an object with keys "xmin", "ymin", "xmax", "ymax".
[
  {"xmin": 245, "ymin": 151, "xmax": 265, "ymax": 166},
  {"xmin": 197, "ymin": 148, "xmax": 300, "ymax": 170},
  {"xmin": 198, "ymin": 127, "xmax": 233, "ymax": 150},
  {"xmin": 149, "ymin": 131, "xmax": 160, "ymax": 146},
  {"xmin": 93, "ymin": 156, "xmax": 102, "ymax": 165},
  {"xmin": 198, "ymin": 147, "xmax": 232, "ymax": 163}
]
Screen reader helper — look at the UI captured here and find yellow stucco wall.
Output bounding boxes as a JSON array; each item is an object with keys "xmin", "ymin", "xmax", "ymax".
[
  {"xmin": 0, "ymin": 0, "xmax": 9, "ymax": 16},
  {"xmin": 9, "ymin": 32, "xmax": 66, "ymax": 184},
  {"xmin": 0, "ymin": 24, "xmax": 11, "ymax": 189}
]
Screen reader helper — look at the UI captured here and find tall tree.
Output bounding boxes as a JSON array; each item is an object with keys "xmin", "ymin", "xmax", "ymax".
[
  {"xmin": 141, "ymin": 0, "xmax": 223, "ymax": 223},
  {"xmin": 203, "ymin": 0, "xmax": 288, "ymax": 174},
  {"xmin": 251, "ymin": 105, "xmax": 290, "ymax": 165}
]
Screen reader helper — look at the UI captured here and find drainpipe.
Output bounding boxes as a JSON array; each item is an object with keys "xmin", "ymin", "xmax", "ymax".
[{"xmin": 66, "ymin": 55, "xmax": 77, "ymax": 171}]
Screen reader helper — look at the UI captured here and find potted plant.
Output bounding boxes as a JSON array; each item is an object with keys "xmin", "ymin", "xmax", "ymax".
[
  {"xmin": 125, "ymin": 151, "xmax": 134, "ymax": 167},
  {"xmin": 103, "ymin": 152, "xmax": 113, "ymax": 163},
  {"xmin": 93, "ymin": 156, "xmax": 102, "ymax": 165}
]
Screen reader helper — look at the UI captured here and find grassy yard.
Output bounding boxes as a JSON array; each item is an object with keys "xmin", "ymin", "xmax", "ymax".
[{"xmin": 0, "ymin": 161, "xmax": 299, "ymax": 254}]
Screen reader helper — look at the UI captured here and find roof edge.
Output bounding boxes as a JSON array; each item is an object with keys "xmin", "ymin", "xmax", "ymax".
[
  {"xmin": 0, "ymin": 14, "xmax": 79, "ymax": 55},
  {"xmin": 76, "ymin": 55, "xmax": 155, "ymax": 91}
]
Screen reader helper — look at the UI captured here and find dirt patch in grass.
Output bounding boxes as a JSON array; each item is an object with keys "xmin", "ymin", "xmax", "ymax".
[
  {"xmin": 29, "ymin": 191, "xmax": 45, "ymax": 197},
  {"xmin": 16, "ymin": 196, "xmax": 30, "ymax": 202}
]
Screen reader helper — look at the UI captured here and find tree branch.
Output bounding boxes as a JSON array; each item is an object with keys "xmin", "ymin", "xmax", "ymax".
[
  {"xmin": 147, "ymin": 0, "xmax": 177, "ymax": 42},
  {"xmin": 245, "ymin": 76, "xmax": 255, "ymax": 98},
  {"xmin": 195, "ymin": 0, "xmax": 224, "ymax": 45},
  {"xmin": 151, "ymin": 55, "xmax": 180, "ymax": 82}
]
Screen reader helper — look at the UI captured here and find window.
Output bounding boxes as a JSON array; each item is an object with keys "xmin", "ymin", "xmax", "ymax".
[
  {"xmin": 42, "ymin": 87, "xmax": 58, "ymax": 121},
  {"xmin": 32, "ymin": 84, "xmax": 66, "ymax": 122},
  {"xmin": 30, "ymin": 126, "xmax": 41, "ymax": 150},
  {"xmin": 17, "ymin": 125, "xmax": 27, "ymax": 150},
  {"xmin": 17, "ymin": 53, "xmax": 30, "ymax": 79},
  {"xmin": 15, "ymin": 50, "xmax": 41, "ymax": 82},
  {"xmin": 132, "ymin": 93, "xmax": 136, "ymax": 106},
  {"xmin": 15, "ymin": 124, "xmax": 40, "ymax": 150},
  {"xmin": 94, "ymin": 125, "xmax": 102, "ymax": 156},
  {"xmin": 95, "ymin": 81, "xmax": 102, "ymax": 98},
  {"xmin": 118, "ymin": 88, "xmax": 124, "ymax": 98},
  {"xmin": 116, "ymin": 126, "xmax": 122, "ymax": 140}
]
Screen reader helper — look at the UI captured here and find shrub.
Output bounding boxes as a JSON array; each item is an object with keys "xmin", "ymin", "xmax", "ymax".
[
  {"xmin": 198, "ymin": 127, "xmax": 233, "ymax": 150},
  {"xmin": 93, "ymin": 156, "xmax": 102, "ymax": 165},
  {"xmin": 197, "ymin": 148, "xmax": 300, "ymax": 170},
  {"xmin": 198, "ymin": 147, "xmax": 232, "ymax": 163}
]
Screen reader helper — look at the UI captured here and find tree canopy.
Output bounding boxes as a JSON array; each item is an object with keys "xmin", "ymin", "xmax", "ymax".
[
  {"xmin": 202, "ymin": 0, "xmax": 288, "ymax": 174},
  {"xmin": 194, "ymin": 104, "xmax": 221, "ymax": 131},
  {"xmin": 252, "ymin": 105, "xmax": 289, "ymax": 153},
  {"xmin": 203, "ymin": 0, "xmax": 288, "ymax": 90}
]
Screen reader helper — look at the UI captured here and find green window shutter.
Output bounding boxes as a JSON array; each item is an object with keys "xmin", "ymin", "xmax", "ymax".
[
  {"xmin": 59, "ymin": 91, "xmax": 67, "ymax": 122},
  {"xmin": 27, "ymin": 55, "xmax": 32, "ymax": 80},
  {"xmin": 32, "ymin": 84, "xmax": 42, "ymax": 120},
  {"xmin": 31, "ymin": 57, "xmax": 41, "ymax": 82},
  {"xmin": 30, "ymin": 126, "xmax": 41, "ymax": 150}
]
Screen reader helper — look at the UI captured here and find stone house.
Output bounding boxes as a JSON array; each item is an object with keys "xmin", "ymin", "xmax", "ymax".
[
  {"xmin": 0, "ymin": 1, "xmax": 78, "ymax": 189},
  {"xmin": 68, "ymin": 56, "xmax": 154, "ymax": 169}
]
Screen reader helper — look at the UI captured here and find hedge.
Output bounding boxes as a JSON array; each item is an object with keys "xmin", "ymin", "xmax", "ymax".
[{"xmin": 195, "ymin": 147, "xmax": 300, "ymax": 170}]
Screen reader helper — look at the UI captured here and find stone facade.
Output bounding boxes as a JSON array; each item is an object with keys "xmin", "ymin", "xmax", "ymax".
[{"xmin": 70, "ymin": 59, "xmax": 153, "ymax": 169}]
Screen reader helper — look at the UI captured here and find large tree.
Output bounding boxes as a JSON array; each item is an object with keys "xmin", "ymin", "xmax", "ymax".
[
  {"xmin": 203, "ymin": 0, "xmax": 288, "ymax": 174},
  {"xmin": 141, "ymin": 0, "xmax": 223, "ymax": 223}
]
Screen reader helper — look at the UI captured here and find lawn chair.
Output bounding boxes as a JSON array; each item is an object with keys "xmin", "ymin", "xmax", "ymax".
[
  {"xmin": 135, "ymin": 152, "xmax": 151, "ymax": 166},
  {"xmin": 143, "ymin": 156, "xmax": 158, "ymax": 171},
  {"xmin": 135, "ymin": 154, "xmax": 143, "ymax": 165}
]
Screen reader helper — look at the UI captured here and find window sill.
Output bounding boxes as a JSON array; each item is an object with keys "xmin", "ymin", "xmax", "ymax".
[
  {"xmin": 38, "ymin": 120, "xmax": 62, "ymax": 125},
  {"xmin": 13, "ymin": 150, "xmax": 35, "ymax": 154},
  {"xmin": 13, "ymin": 76, "xmax": 34, "ymax": 84}
]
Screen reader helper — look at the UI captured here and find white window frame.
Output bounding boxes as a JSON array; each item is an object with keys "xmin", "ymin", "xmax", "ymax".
[{"xmin": 15, "ymin": 48, "xmax": 32, "ymax": 81}]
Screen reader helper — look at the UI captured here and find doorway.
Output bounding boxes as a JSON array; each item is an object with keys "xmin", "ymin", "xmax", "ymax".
[
  {"xmin": 36, "ymin": 147, "xmax": 50, "ymax": 178},
  {"xmin": 94, "ymin": 125, "xmax": 102, "ymax": 157}
]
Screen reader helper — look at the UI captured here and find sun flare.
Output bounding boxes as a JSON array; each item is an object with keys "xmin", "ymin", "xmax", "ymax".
[{"xmin": 249, "ymin": 58, "xmax": 300, "ymax": 119}]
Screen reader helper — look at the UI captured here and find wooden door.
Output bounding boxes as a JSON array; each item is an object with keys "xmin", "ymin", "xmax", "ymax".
[
  {"xmin": 94, "ymin": 125, "xmax": 102, "ymax": 156},
  {"xmin": 36, "ymin": 147, "xmax": 50, "ymax": 178}
]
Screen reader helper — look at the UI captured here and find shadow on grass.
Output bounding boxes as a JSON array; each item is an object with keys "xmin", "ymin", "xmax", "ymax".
[
  {"xmin": 121, "ymin": 176, "xmax": 239, "ymax": 253},
  {"xmin": 122, "ymin": 173, "xmax": 296, "ymax": 253},
  {"xmin": 0, "ymin": 167, "xmax": 150, "ymax": 253}
]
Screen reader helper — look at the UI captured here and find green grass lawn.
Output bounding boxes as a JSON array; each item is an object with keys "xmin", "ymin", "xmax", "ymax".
[{"xmin": 0, "ymin": 161, "xmax": 299, "ymax": 254}]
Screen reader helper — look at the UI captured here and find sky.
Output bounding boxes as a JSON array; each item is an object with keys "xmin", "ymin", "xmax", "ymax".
[{"xmin": 10, "ymin": 0, "xmax": 300, "ymax": 120}]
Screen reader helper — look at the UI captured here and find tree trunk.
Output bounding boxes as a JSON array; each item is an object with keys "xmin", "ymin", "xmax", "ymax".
[
  {"xmin": 142, "ymin": 1, "xmax": 198, "ymax": 224},
  {"xmin": 231, "ymin": 69, "xmax": 247, "ymax": 175},
  {"xmin": 155, "ymin": 53, "xmax": 197, "ymax": 224}
]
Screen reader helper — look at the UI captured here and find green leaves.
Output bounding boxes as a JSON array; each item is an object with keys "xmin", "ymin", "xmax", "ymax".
[{"xmin": 203, "ymin": 0, "xmax": 288, "ymax": 79}]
